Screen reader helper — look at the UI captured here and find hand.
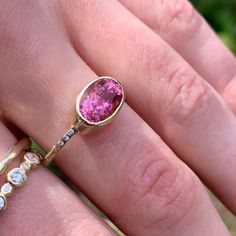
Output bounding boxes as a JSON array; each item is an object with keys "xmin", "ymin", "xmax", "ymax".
[{"xmin": 0, "ymin": 1, "xmax": 235, "ymax": 235}]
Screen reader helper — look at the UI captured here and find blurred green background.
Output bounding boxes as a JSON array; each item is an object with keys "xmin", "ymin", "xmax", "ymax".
[{"xmin": 191, "ymin": 0, "xmax": 236, "ymax": 54}]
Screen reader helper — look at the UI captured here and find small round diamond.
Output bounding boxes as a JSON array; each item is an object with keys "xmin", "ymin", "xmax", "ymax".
[
  {"xmin": 67, "ymin": 128, "xmax": 75, "ymax": 136},
  {"xmin": 58, "ymin": 140, "xmax": 64, "ymax": 147},
  {"xmin": 0, "ymin": 195, "xmax": 6, "ymax": 210},
  {"xmin": 24, "ymin": 152, "xmax": 40, "ymax": 166},
  {"xmin": 21, "ymin": 162, "xmax": 31, "ymax": 172},
  {"xmin": 62, "ymin": 135, "xmax": 69, "ymax": 142},
  {"xmin": 8, "ymin": 168, "xmax": 27, "ymax": 187},
  {"xmin": 1, "ymin": 183, "xmax": 13, "ymax": 196}
]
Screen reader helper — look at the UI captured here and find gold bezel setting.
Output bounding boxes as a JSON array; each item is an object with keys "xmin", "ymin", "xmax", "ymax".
[
  {"xmin": 76, "ymin": 76, "xmax": 125, "ymax": 128},
  {"xmin": 24, "ymin": 151, "xmax": 41, "ymax": 169},
  {"xmin": 1, "ymin": 183, "xmax": 14, "ymax": 197},
  {"xmin": 7, "ymin": 168, "xmax": 28, "ymax": 188},
  {"xmin": 0, "ymin": 194, "xmax": 7, "ymax": 211}
]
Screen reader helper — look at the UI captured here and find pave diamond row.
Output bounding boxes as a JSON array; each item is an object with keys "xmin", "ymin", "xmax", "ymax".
[
  {"xmin": 57, "ymin": 127, "xmax": 77, "ymax": 148},
  {"xmin": 0, "ymin": 151, "xmax": 42, "ymax": 211}
]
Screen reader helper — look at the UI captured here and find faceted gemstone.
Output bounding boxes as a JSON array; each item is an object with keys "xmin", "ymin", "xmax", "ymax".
[
  {"xmin": 0, "ymin": 196, "xmax": 6, "ymax": 210},
  {"xmin": 1, "ymin": 183, "xmax": 13, "ymax": 196},
  {"xmin": 78, "ymin": 78, "xmax": 124, "ymax": 123},
  {"xmin": 8, "ymin": 168, "xmax": 27, "ymax": 187},
  {"xmin": 25, "ymin": 152, "xmax": 40, "ymax": 165}
]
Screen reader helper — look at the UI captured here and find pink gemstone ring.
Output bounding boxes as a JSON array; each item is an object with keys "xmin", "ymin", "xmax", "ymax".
[{"xmin": 44, "ymin": 76, "xmax": 125, "ymax": 164}]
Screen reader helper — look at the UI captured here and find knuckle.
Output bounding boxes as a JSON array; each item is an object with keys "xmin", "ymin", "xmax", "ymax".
[
  {"xmin": 142, "ymin": 52, "xmax": 213, "ymax": 127},
  {"xmin": 156, "ymin": 0, "xmax": 200, "ymax": 38},
  {"xmin": 123, "ymin": 145, "xmax": 197, "ymax": 231},
  {"xmin": 162, "ymin": 66, "xmax": 212, "ymax": 125}
]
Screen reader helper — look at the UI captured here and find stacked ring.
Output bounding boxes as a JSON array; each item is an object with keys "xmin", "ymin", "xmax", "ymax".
[
  {"xmin": 0, "ymin": 138, "xmax": 31, "ymax": 176},
  {"xmin": 0, "ymin": 139, "xmax": 43, "ymax": 211}
]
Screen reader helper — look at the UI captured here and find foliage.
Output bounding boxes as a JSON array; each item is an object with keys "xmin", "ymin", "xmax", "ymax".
[{"xmin": 190, "ymin": 0, "xmax": 236, "ymax": 54}]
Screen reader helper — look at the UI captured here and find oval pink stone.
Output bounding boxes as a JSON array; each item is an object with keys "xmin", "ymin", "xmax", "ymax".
[{"xmin": 78, "ymin": 78, "xmax": 124, "ymax": 123}]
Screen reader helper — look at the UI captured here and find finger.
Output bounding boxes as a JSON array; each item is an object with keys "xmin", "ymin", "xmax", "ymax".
[
  {"xmin": 0, "ymin": 123, "xmax": 115, "ymax": 236},
  {"xmin": 2, "ymin": 94, "xmax": 230, "ymax": 235},
  {"xmin": 118, "ymin": 0, "xmax": 236, "ymax": 113},
  {"xmin": 0, "ymin": 3, "xmax": 230, "ymax": 235},
  {"xmin": 60, "ymin": 0, "xmax": 236, "ymax": 213}
]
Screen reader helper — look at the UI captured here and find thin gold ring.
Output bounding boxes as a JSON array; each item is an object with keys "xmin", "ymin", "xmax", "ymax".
[
  {"xmin": 44, "ymin": 76, "xmax": 125, "ymax": 165},
  {"xmin": 0, "ymin": 138, "xmax": 31, "ymax": 176}
]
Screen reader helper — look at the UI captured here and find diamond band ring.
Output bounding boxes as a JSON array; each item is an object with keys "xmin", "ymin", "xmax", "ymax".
[
  {"xmin": 0, "ymin": 151, "xmax": 42, "ymax": 211},
  {"xmin": 0, "ymin": 138, "xmax": 43, "ymax": 211}
]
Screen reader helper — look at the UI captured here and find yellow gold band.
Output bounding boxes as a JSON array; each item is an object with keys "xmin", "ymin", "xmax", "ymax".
[{"xmin": 0, "ymin": 138, "xmax": 31, "ymax": 176}]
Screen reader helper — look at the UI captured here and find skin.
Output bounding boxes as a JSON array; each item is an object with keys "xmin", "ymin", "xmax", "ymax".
[{"xmin": 0, "ymin": 0, "xmax": 235, "ymax": 235}]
